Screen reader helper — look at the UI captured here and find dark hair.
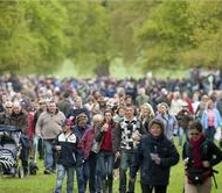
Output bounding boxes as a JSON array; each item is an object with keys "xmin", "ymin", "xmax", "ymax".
[{"xmin": 188, "ymin": 121, "xmax": 203, "ymax": 133}]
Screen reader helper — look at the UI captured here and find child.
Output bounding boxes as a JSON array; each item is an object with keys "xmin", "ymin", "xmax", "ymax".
[{"xmin": 54, "ymin": 119, "xmax": 77, "ymax": 193}]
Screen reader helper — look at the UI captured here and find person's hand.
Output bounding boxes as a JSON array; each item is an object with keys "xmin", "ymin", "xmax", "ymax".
[
  {"xmin": 115, "ymin": 151, "xmax": 120, "ymax": 160},
  {"xmin": 154, "ymin": 156, "xmax": 161, "ymax": 165},
  {"xmin": 202, "ymin": 161, "xmax": 210, "ymax": 168},
  {"xmin": 55, "ymin": 145, "xmax": 61, "ymax": 151},
  {"xmin": 184, "ymin": 157, "xmax": 190, "ymax": 169},
  {"xmin": 150, "ymin": 153, "xmax": 161, "ymax": 165},
  {"xmin": 101, "ymin": 123, "xmax": 109, "ymax": 132},
  {"xmin": 132, "ymin": 130, "xmax": 142, "ymax": 141}
]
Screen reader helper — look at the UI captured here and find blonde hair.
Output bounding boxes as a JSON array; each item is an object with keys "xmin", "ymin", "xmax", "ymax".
[{"xmin": 92, "ymin": 114, "xmax": 104, "ymax": 123}]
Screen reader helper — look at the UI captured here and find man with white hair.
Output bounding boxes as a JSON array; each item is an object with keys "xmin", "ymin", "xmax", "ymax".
[
  {"xmin": 5, "ymin": 101, "xmax": 29, "ymax": 175},
  {"xmin": 81, "ymin": 114, "xmax": 104, "ymax": 193}
]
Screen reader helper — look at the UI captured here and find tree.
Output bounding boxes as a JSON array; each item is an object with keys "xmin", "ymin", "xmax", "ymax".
[{"xmin": 0, "ymin": 0, "xmax": 68, "ymax": 73}]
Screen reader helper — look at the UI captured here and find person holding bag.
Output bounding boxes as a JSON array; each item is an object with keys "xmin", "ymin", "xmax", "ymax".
[{"xmin": 183, "ymin": 121, "xmax": 222, "ymax": 193}]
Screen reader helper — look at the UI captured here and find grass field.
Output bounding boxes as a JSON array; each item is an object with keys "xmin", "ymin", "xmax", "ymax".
[{"xmin": 0, "ymin": 140, "xmax": 221, "ymax": 193}]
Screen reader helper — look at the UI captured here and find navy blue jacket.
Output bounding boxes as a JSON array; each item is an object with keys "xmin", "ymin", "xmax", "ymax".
[
  {"xmin": 131, "ymin": 134, "xmax": 179, "ymax": 185},
  {"xmin": 73, "ymin": 125, "xmax": 89, "ymax": 165}
]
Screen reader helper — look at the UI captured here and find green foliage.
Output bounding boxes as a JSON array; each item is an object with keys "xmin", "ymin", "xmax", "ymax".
[
  {"xmin": 136, "ymin": 1, "xmax": 222, "ymax": 70},
  {"xmin": 0, "ymin": 0, "xmax": 68, "ymax": 73},
  {"xmin": 1, "ymin": 0, "xmax": 222, "ymax": 75}
]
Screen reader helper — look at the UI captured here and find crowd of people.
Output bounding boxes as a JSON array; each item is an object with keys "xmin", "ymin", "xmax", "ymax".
[{"xmin": 0, "ymin": 68, "xmax": 222, "ymax": 193}]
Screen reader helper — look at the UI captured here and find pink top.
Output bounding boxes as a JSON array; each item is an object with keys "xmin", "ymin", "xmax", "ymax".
[{"xmin": 207, "ymin": 109, "xmax": 215, "ymax": 127}]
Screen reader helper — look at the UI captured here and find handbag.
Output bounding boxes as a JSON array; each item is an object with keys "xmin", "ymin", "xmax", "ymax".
[{"xmin": 187, "ymin": 168, "xmax": 212, "ymax": 185}]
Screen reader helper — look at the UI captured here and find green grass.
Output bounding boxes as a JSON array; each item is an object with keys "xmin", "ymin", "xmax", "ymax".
[{"xmin": 0, "ymin": 140, "xmax": 221, "ymax": 193}]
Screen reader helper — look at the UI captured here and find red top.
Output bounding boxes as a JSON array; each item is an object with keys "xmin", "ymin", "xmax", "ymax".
[{"xmin": 100, "ymin": 124, "xmax": 113, "ymax": 152}]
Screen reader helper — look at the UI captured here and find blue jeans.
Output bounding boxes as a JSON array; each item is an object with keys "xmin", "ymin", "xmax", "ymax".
[
  {"xmin": 76, "ymin": 158, "xmax": 89, "ymax": 193},
  {"xmin": 43, "ymin": 139, "xmax": 54, "ymax": 171},
  {"xmin": 54, "ymin": 164, "xmax": 75, "ymax": 193},
  {"xmin": 205, "ymin": 126, "xmax": 216, "ymax": 141},
  {"xmin": 119, "ymin": 151, "xmax": 135, "ymax": 193},
  {"xmin": 178, "ymin": 127, "xmax": 185, "ymax": 146},
  {"xmin": 97, "ymin": 151, "xmax": 114, "ymax": 193}
]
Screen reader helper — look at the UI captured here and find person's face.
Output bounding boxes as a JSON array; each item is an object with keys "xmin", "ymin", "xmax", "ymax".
[
  {"xmin": 149, "ymin": 123, "xmax": 162, "ymax": 137},
  {"xmin": 124, "ymin": 107, "xmax": 134, "ymax": 120},
  {"xmin": 13, "ymin": 106, "xmax": 21, "ymax": 114},
  {"xmin": 104, "ymin": 112, "xmax": 112, "ymax": 123},
  {"xmin": 141, "ymin": 106, "xmax": 149, "ymax": 117},
  {"xmin": 207, "ymin": 100, "xmax": 214, "ymax": 109},
  {"xmin": 75, "ymin": 98, "xmax": 82, "ymax": 108},
  {"xmin": 118, "ymin": 108, "xmax": 125, "ymax": 117},
  {"xmin": 48, "ymin": 103, "xmax": 56, "ymax": 113},
  {"xmin": 78, "ymin": 118, "xmax": 87, "ymax": 128},
  {"xmin": 158, "ymin": 105, "xmax": 167, "ymax": 114},
  {"xmin": 188, "ymin": 129, "xmax": 202, "ymax": 142},
  {"xmin": 93, "ymin": 118, "xmax": 104, "ymax": 129},
  {"xmin": 62, "ymin": 125, "xmax": 70, "ymax": 133},
  {"xmin": 5, "ymin": 105, "xmax": 13, "ymax": 114}
]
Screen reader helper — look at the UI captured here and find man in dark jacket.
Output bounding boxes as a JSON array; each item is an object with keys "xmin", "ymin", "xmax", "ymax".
[
  {"xmin": 5, "ymin": 101, "xmax": 29, "ymax": 175},
  {"xmin": 73, "ymin": 113, "xmax": 89, "ymax": 193}
]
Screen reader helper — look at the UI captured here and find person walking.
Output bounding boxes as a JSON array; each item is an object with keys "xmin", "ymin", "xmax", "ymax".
[
  {"xmin": 183, "ymin": 121, "xmax": 222, "ymax": 193},
  {"xmin": 54, "ymin": 119, "xmax": 77, "ymax": 193},
  {"xmin": 130, "ymin": 118, "xmax": 179, "ymax": 193},
  {"xmin": 35, "ymin": 100, "xmax": 65, "ymax": 174},
  {"xmin": 112, "ymin": 105, "xmax": 143, "ymax": 193}
]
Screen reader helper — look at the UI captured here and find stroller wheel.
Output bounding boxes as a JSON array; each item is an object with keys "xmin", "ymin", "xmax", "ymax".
[
  {"xmin": 0, "ymin": 165, "xmax": 3, "ymax": 177},
  {"xmin": 18, "ymin": 166, "xmax": 24, "ymax": 178}
]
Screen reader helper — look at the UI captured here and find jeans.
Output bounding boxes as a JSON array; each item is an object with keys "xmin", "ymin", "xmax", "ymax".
[
  {"xmin": 97, "ymin": 151, "xmax": 114, "ymax": 193},
  {"xmin": 43, "ymin": 139, "xmax": 54, "ymax": 171},
  {"xmin": 205, "ymin": 126, "xmax": 216, "ymax": 142},
  {"xmin": 178, "ymin": 127, "xmax": 184, "ymax": 146},
  {"xmin": 20, "ymin": 134, "xmax": 29, "ymax": 175},
  {"xmin": 119, "ymin": 151, "xmax": 135, "ymax": 193},
  {"xmin": 76, "ymin": 157, "xmax": 89, "ymax": 193},
  {"xmin": 54, "ymin": 164, "xmax": 75, "ymax": 193},
  {"xmin": 88, "ymin": 152, "xmax": 98, "ymax": 193}
]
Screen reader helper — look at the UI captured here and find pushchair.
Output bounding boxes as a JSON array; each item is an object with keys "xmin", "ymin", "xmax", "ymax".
[{"xmin": 0, "ymin": 125, "xmax": 24, "ymax": 178}]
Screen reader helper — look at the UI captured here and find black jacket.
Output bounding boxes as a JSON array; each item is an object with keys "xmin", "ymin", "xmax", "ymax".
[
  {"xmin": 55, "ymin": 132, "xmax": 77, "ymax": 167},
  {"xmin": 131, "ymin": 134, "xmax": 179, "ymax": 185},
  {"xmin": 182, "ymin": 138, "xmax": 222, "ymax": 168}
]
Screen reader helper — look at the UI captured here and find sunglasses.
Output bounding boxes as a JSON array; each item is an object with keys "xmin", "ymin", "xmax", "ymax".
[{"xmin": 6, "ymin": 106, "xmax": 12, "ymax": 108}]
